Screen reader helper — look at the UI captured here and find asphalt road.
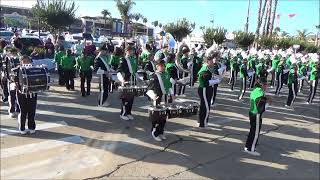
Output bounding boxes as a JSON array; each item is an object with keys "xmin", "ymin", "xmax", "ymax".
[{"xmin": 1, "ymin": 73, "xmax": 319, "ymax": 180}]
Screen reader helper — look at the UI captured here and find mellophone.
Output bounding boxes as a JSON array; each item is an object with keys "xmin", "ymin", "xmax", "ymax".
[{"xmin": 148, "ymin": 102, "xmax": 199, "ymax": 121}]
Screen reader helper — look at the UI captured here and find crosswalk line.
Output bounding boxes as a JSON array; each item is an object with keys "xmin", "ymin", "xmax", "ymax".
[
  {"xmin": 1, "ymin": 151, "xmax": 101, "ymax": 179},
  {"xmin": 0, "ymin": 121, "xmax": 67, "ymax": 137},
  {"xmin": 1, "ymin": 136, "xmax": 83, "ymax": 159}
]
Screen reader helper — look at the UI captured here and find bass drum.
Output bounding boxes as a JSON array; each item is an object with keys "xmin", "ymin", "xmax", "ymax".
[
  {"xmin": 19, "ymin": 66, "xmax": 50, "ymax": 94},
  {"xmin": 148, "ymin": 105, "xmax": 167, "ymax": 122},
  {"xmin": 118, "ymin": 85, "xmax": 135, "ymax": 100}
]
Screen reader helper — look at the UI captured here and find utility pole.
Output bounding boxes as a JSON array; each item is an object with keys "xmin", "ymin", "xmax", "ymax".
[{"xmin": 244, "ymin": 0, "xmax": 251, "ymax": 33}]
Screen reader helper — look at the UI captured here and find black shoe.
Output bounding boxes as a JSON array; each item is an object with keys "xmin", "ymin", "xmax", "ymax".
[
  {"xmin": 81, "ymin": 94, "xmax": 86, "ymax": 97},
  {"xmin": 2, "ymin": 98, "xmax": 8, "ymax": 103},
  {"xmin": 86, "ymin": 92, "xmax": 90, "ymax": 96}
]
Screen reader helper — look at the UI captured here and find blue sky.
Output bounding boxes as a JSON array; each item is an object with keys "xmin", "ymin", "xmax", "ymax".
[{"xmin": 3, "ymin": 0, "xmax": 319, "ymax": 36}]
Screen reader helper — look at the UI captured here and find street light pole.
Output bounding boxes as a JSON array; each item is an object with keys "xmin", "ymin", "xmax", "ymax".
[{"xmin": 244, "ymin": 0, "xmax": 251, "ymax": 33}]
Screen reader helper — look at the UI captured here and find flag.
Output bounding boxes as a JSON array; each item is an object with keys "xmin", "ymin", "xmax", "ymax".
[{"xmin": 288, "ymin": 13, "xmax": 297, "ymax": 18}]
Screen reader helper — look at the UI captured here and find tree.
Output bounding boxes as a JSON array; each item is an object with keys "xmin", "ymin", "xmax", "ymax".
[
  {"xmin": 115, "ymin": 0, "xmax": 136, "ymax": 34},
  {"xmin": 255, "ymin": 0, "xmax": 267, "ymax": 41},
  {"xmin": 234, "ymin": 31, "xmax": 255, "ymax": 49},
  {"xmin": 159, "ymin": 23, "xmax": 162, "ymax": 29},
  {"xmin": 143, "ymin": 17, "xmax": 148, "ymax": 35},
  {"xmin": 101, "ymin": 9, "xmax": 112, "ymax": 29},
  {"xmin": 258, "ymin": 35, "xmax": 275, "ymax": 49},
  {"xmin": 32, "ymin": 0, "xmax": 77, "ymax": 33},
  {"xmin": 152, "ymin": 20, "xmax": 158, "ymax": 28},
  {"xmin": 263, "ymin": 0, "xmax": 272, "ymax": 36},
  {"xmin": 202, "ymin": 27, "xmax": 227, "ymax": 46},
  {"xmin": 269, "ymin": 0, "xmax": 278, "ymax": 35},
  {"xmin": 296, "ymin": 29, "xmax": 311, "ymax": 41},
  {"xmin": 163, "ymin": 18, "xmax": 195, "ymax": 42}
]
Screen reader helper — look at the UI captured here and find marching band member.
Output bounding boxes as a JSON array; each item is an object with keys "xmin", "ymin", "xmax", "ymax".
[
  {"xmin": 15, "ymin": 55, "xmax": 38, "ymax": 135},
  {"xmin": 94, "ymin": 46, "xmax": 112, "ymax": 106},
  {"xmin": 109, "ymin": 47, "xmax": 123, "ymax": 93},
  {"xmin": 285, "ymin": 63, "xmax": 298, "ymax": 108},
  {"xmin": 6, "ymin": 48, "xmax": 20, "ymax": 118},
  {"xmin": 244, "ymin": 78, "xmax": 271, "ymax": 156},
  {"xmin": 117, "ymin": 46, "xmax": 138, "ymax": 121},
  {"xmin": 1, "ymin": 43, "xmax": 9, "ymax": 103},
  {"xmin": 229, "ymin": 52, "xmax": 238, "ymax": 91},
  {"xmin": 146, "ymin": 60, "xmax": 174, "ymax": 141},
  {"xmin": 238, "ymin": 57, "xmax": 248, "ymax": 101},
  {"xmin": 298, "ymin": 58, "xmax": 308, "ymax": 93},
  {"xmin": 197, "ymin": 49, "xmax": 221, "ymax": 128},
  {"xmin": 54, "ymin": 46, "xmax": 65, "ymax": 86},
  {"xmin": 76, "ymin": 50, "xmax": 94, "ymax": 97},
  {"xmin": 140, "ymin": 44, "xmax": 152, "ymax": 67},
  {"xmin": 61, "ymin": 49, "xmax": 76, "ymax": 91},
  {"xmin": 144, "ymin": 52, "xmax": 157, "ymax": 75},
  {"xmin": 307, "ymin": 56, "xmax": 320, "ymax": 104},
  {"xmin": 270, "ymin": 53, "xmax": 280, "ymax": 87},
  {"xmin": 211, "ymin": 54, "xmax": 225, "ymax": 106},
  {"xmin": 248, "ymin": 53, "xmax": 257, "ymax": 89},
  {"xmin": 275, "ymin": 56, "xmax": 286, "ymax": 95},
  {"xmin": 166, "ymin": 53, "xmax": 179, "ymax": 96},
  {"xmin": 177, "ymin": 46, "xmax": 190, "ymax": 96}
]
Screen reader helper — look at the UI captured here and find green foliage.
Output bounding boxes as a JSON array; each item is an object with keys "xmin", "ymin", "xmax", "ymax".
[
  {"xmin": 163, "ymin": 18, "xmax": 195, "ymax": 42},
  {"xmin": 276, "ymin": 38, "xmax": 292, "ymax": 49},
  {"xmin": 32, "ymin": 0, "xmax": 77, "ymax": 32},
  {"xmin": 234, "ymin": 31, "xmax": 255, "ymax": 49},
  {"xmin": 202, "ymin": 27, "xmax": 226, "ymax": 46},
  {"xmin": 115, "ymin": 0, "xmax": 136, "ymax": 33},
  {"xmin": 304, "ymin": 44, "xmax": 319, "ymax": 53},
  {"xmin": 3, "ymin": 17, "xmax": 27, "ymax": 27},
  {"xmin": 296, "ymin": 29, "xmax": 311, "ymax": 41},
  {"xmin": 258, "ymin": 35, "xmax": 275, "ymax": 49},
  {"xmin": 152, "ymin": 21, "xmax": 158, "ymax": 27}
]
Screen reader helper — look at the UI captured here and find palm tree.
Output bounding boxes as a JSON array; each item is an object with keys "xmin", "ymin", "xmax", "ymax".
[
  {"xmin": 143, "ymin": 17, "xmax": 148, "ymax": 35},
  {"xmin": 101, "ymin": 9, "xmax": 111, "ymax": 29},
  {"xmin": 255, "ymin": 0, "xmax": 267, "ymax": 40},
  {"xmin": 152, "ymin": 20, "xmax": 158, "ymax": 28},
  {"xmin": 264, "ymin": 0, "xmax": 273, "ymax": 36},
  {"xmin": 159, "ymin": 23, "xmax": 162, "ymax": 29},
  {"xmin": 281, "ymin": 31, "xmax": 289, "ymax": 38},
  {"xmin": 115, "ymin": 0, "xmax": 136, "ymax": 33},
  {"xmin": 269, "ymin": 0, "xmax": 278, "ymax": 36},
  {"xmin": 296, "ymin": 29, "xmax": 311, "ymax": 41}
]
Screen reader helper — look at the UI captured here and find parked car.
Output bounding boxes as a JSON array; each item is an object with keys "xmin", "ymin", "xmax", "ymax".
[{"xmin": 0, "ymin": 30, "xmax": 14, "ymax": 41}]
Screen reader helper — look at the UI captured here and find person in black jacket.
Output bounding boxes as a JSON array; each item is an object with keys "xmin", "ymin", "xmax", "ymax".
[
  {"xmin": 94, "ymin": 46, "xmax": 112, "ymax": 106},
  {"xmin": 117, "ymin": 46, "xmax": 138, "ymax": 121},
  {"xmin": 165, "ymin": 53, "xmax": 179, "ymax": 96},
  {"xmin": 14, "ymin": 55, "xmax": 38, "ymax": 135},
  {"xmin": 146, "ymin": 60, "xmax": 174, "ymax": 141}
]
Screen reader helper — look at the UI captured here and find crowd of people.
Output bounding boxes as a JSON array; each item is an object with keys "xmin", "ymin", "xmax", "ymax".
[{"xmin": 1, "ymin": 33, "xmax": 319, "ymax": 156}]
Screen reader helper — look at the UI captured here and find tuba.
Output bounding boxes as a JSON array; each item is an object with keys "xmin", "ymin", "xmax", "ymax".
[{"xmin": 175, "ymin": 43, "xmax": 193, "ymax": 85}]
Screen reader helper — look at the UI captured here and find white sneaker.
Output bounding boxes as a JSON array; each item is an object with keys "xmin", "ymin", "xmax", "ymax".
[
  {"xmin": 159, "ymin": 134, "xmax": 167, "ymax": 140},
  {"xmin": 120, "ymin": 115, "xmax": 129, "ymax": 121},
  {"xmin": 20, "ymin": 130, "xmax": 27, "ymax": 135},
  {"xmin": 102, "ymin": 102, "xmax": 110, "ymax": 107},
  {"xmin": 180, "ymin": 94, "xmax": 186, "ymax": 97},
  {"xmin": 243, "ymin": 147, "xmax": 261, "ymax": 156},
  {"xmin": 127, "ymin": 115, "xmax": 134, "ymax": 120},
  {"xmin": 29, "ymin": 129, "xmax": 36, "ymax": 134},
  {"xmin": 151, "ymin": 129, "xmax": 162, "ymax": 141}
]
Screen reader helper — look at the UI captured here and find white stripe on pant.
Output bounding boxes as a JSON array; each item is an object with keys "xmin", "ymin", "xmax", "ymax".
[
  {"xmin": 251, "ymin": 113, "xmax": 260, "ymax": 152},
  {"xmin": 203, "ymin": 88, "xmax": 209, "ymax": 126}
]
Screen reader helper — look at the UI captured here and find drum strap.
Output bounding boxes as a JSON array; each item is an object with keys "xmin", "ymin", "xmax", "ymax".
[
  {"xmin": 151, "ymin": 61, "xmax": 156, "ymax": 72},
  {"xmin": 155, "ymin": 72, "xmax": 166, "ymax": 95},
  {"xmin": 100, "ymin": 56, "xmax": 110, "ymax": 72},
  {"xmin": 125, "ymin": 57, "xmax": 133, "ymax": 74}
]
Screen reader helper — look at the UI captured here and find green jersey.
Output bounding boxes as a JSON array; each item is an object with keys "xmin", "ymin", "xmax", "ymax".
[
  {"xmin": 239, "ymin": 64, "xmax": 247, "ymax": 79},
  {"xmin": 287, "ymin": 69, "xmax": 297, "ymax": 86},
  {"xmin": 109, "ymin": 55, "xmax": 121, "ymax": 68},
  {"xmin": 127, "ymin": 56, "xmax": 137, "ymax": 73},
  {"xmin": 198, "ymin": 64, "xmax": 211, "ymax": 88},
  {"xmin": 61, "ymin": 55, "xmax": 76, "ymax": 70},
  {"xmin": 310, "ymin": 66, "xmax": 320, "ymax": 81},
  {"xmin": 165, "ymin": 62, "xmax": 175, "ymax": 72},
  {"xmin": 271, "ymin": 57, "xmax": 280, "ymax": 70},
  {"xmin": 160, "ymin": 71, "xmax": 171, "ymax": 93},
  {"xmin": 54, "ymin": 51, "xmax": 65, "ymax": 65},
  {"xmin": 230, "ymin": 57, "xmax": 238, "ymax": 71},
  {"xmin": 140, "ymin": 50, "xmax": 150, "ymax": 63},
  {"xmin": 76, "ymin": 56, "xmax": 93, "ymax": 72},
  {"xmin": 249, "ymin": 87, "xmax": 265, "ymax": 114}
]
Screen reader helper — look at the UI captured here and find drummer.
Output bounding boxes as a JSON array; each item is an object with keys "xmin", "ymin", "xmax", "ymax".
[
  {"xmin": 146, "ymin": 60, "xmax": 174, "ymax": 141},
  {"xmin": 117, "ymin": 45, "xmax": 138, "ymax": 121},
  {"xmin": 14, "ymin": 55, "xmax": 38, "ymax": 135}
]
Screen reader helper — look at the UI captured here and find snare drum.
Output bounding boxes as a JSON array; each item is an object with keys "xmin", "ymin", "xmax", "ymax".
[
  {"xmin": 191, "ymin": 102, "xmax": 199, "ymax": 115},
  {"xmin": 164, "ymin": 104, "xmax": 179, "ymax": 119},
  {"xmin": 148, "ymin": 105, "xmax": 167, "ymax": 121},
  {"xmin": 19, "ymin": 66, "xmax": 50, "ymax": 94},
  {"xmin": 178, "ymin": 104, "xmax": 193, "ymax": 117},
  {"xmin": 110, "ymin": 73, "xmax": 120, "ymax": 83},
  {"xmin": 118, "ymin": 85, "xmax": 135, "ymax": 99}
]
